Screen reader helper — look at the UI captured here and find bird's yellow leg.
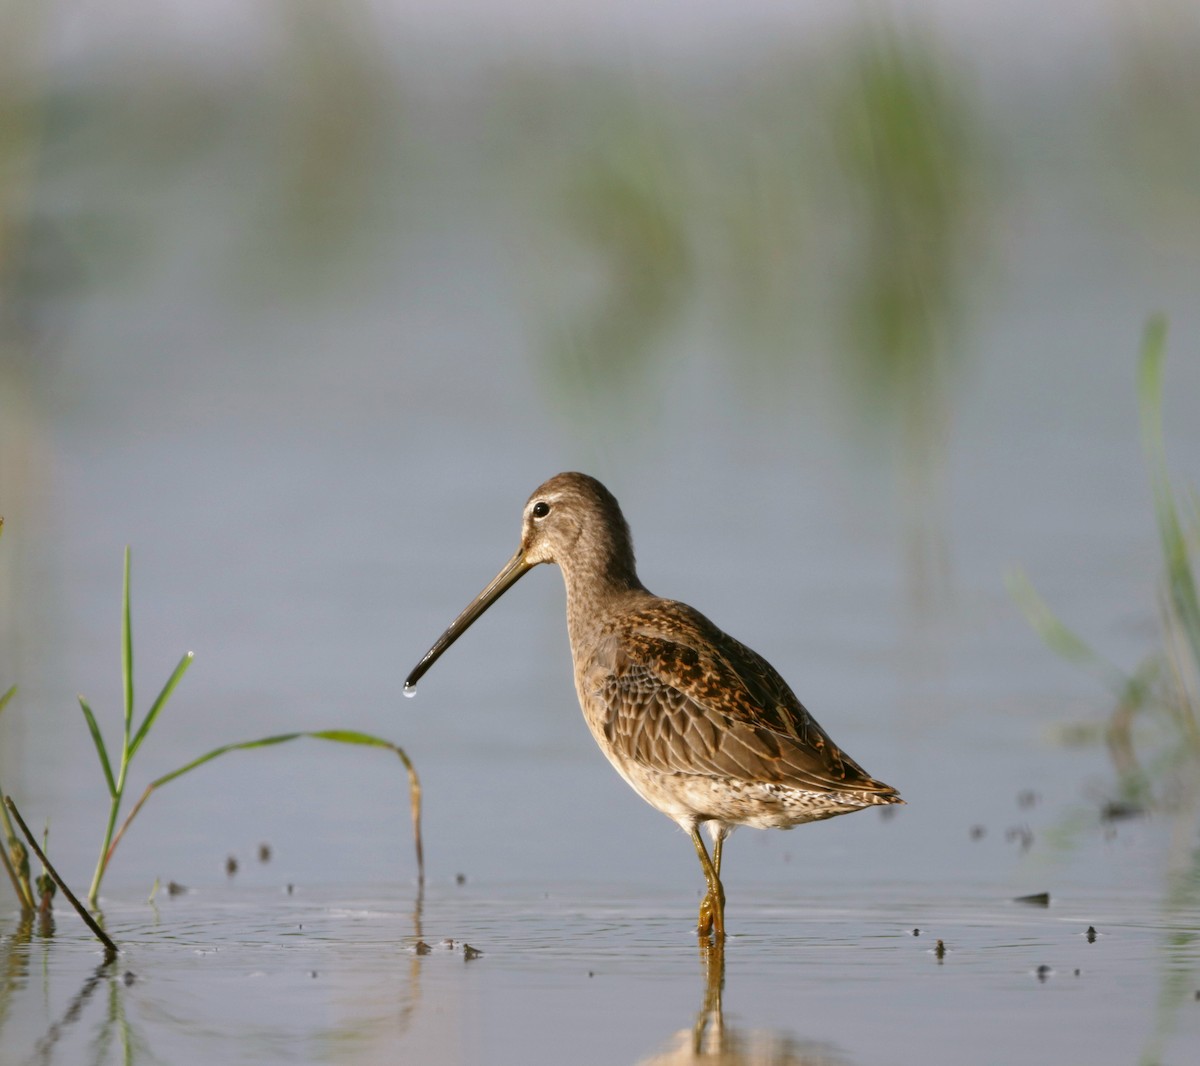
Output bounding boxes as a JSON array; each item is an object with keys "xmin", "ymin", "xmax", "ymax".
[
  {"xmin": 698, "ymin": 834, "xmax": 726, "ymax": 938},
  {"xmin": 691, "ymin": 829, "xmax": 726, "ymax": 941}
]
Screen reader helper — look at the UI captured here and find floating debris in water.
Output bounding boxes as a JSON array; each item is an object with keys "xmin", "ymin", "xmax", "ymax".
[
  {"xmin": 1014, "ymin": 891, "xmax": 1051, "ymax": 906},
  {"xmin": 286, "ymin": 884, "xmax": 294, "ymax": 895},
  {"xmin": 1086, "ymin": 925, "xmax": 1097, "ymax": 943},
  {"xmin": 167, "ymin": 881, "xmax": 187, "ymax": 896},
  {"xmin": 455, "ymin": 873, "xmax": 467, "ymax": 885},
  {"xmin": 1074, "ymin": 969, "xmax": 1081, "ymax": 977},
  {"xmin": 463, "ymin": 944, "xmax": 483, "ymax": 961},
  {"xmin": 412, "ymin": 940, "xmax": 432, "ymax": 955},
  {"xmin": 969, "ymin": 825, "xmax": 986, "ymax": 841},
  {"xmin": 1017, "ymin": 789, "xmax": 1040, "ymax": 809},
  {"xmin": 1036, "ymin": 965, "xmax": 1052, "ymax": 982},
  {"xmin": 123, "ymin": 971, "xmax": 136, "ymax": 987},
  {"xmin": 225, "ymin": 855, "xmax": 238, "ymax": 876},
  {"xmin": 1005, "ymin": 825, "xmax": 1035, "ymax": 851},
  {"xmin": 258, "ymin": 843, "xmax": 272, "ymax": 863},
  {"xmin": 309, "ymin": 971, "xmax": 318, "ymax": 979},
  {"xmin": 1100, "ymin": 800, "xmax": 1144, "ymax": 822},
  {"xmin": 911, "ymin": 928, "xmax": 920, "ymax": 937}
]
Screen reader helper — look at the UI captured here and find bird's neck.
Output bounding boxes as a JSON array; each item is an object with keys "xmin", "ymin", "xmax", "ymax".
[{"xmin": 560, "ymin": 555, "xmax": 647, "ymax": 647}]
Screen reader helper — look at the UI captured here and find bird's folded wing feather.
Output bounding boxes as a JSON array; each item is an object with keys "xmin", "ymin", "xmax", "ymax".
[{"xmin": 595, "ymin": 601, "xmax": 887, "ymax": 794}]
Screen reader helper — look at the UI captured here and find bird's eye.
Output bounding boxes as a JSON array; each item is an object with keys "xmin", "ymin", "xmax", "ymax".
[{"xmin": 532, "ymin": 501, "xmax": 551, "ymax": 519}]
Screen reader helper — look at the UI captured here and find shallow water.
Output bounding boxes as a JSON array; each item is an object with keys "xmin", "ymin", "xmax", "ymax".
[{"xmin": 4, "ymin": 870, "xmax": 1198, "ymax": 1066}]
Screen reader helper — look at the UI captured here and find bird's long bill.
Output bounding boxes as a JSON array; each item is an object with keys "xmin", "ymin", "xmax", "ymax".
[{"xmin": 403, "ymin": 547, "xmax": 533, "ymax": 693}]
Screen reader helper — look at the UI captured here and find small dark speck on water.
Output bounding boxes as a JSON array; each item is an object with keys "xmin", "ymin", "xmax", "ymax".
[
  {"xmin": 1014, "ymin": 892, "xmax": 1051, "ymax": 906},
  {"xmin": 455, "ymin": 873, "xmax": 466, "ymax": 885},
  {"xmin": 588, "ymin": 971, "xmax": 595, "ymax": 978},
  {"xmin": 911, "ymin": 928, "xmax": 920, "ymax": 936},
  {"xmin": 413, "ymin": 941, "xmax": 432, "ymax": 955},
  {"xmin": 123, "ymin": 972, "xmax": 136, "ymax": 987},
  {"xmin": 1075, "ymin": 969, "xmax": 1081, "ymax": 977},
  {"xmin": 258, "ymin": 843, "xmax": 271, "ymax": 863},
  {"xmin": 1086, "ymin": 925, "xmax": 1098, "ymax": 942},
  {"xmin": 441, "ymin": 939, "xmax": 456, "ymax": 949},
  {"xmin": 1036, "ymin": 965, "xmax": 1052, "ymax": 982},
  {"xmin": 309, "ymin": 971, "xmax": 318, "ymax": 979},
  {"xmin": 969, "ymin": 825, "xmax": 986, "ymax": 840},
  {"xmin": 286, "ymin": 884, "xmax": 294, "ymax": 895},
  {"xmin": 167, "ymin": 881, "xmax": 187, "ymax": 896},
  {"xmin": 225, "ymin": 855, "xmax": 238, "ymax": 876},
  {"xmin": 935, "ymin": 939, "xmax": 946, "ymax": 960},
  {"xmin": 1006, "ymin": 826, "xmax": 1035, "ymax": 851},
  {"xmin": 463, "ymin": 944, "xmax": 483, "ymax": 961},
  {"xmin": 1017, "ymin": 789, "xmax": 1040, "ymax": 809},
  {"xmin": 1101, "ymin": 799, "xmax": 1144, "ymax": 822},
  {"xmin": 879, "ymin": 806, "xmax": 897, "ymax": 821}
]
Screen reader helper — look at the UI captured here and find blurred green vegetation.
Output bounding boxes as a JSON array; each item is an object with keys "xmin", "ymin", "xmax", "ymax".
[
  {"xmin": 237, "ymin": 0, "xmax": 407, "ymax": 296},
  {"xmin": 1110, "ymin": 5, "xmax": 1200, "ymax": 243},
  {"xmin": 497, "ymin": 20, "xmax": 984, "ymax": 435},
  {"xmin": 491, "ymin": 20, "xmax": 984, "ymax": 596},
  {"xmin": 0, "ymin": 4, "xmax": 1197, "ymax": 592},
  {"xmin": 827, "ymin": 24, "xmax": 978, "ymax": 411},
  {"xmin": 1012, "ymin": 317, "xmax": 1200, "ymax": 1060},
  {"xmin": 545, "ymin": 106, "xmax": 693, "ymax": 414},
  {"xmin": 1012, "ymin": 319, "xmax": 1200, "ymax": 812}
]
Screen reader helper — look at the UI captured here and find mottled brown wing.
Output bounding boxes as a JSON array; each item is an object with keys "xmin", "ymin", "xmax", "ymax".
[{"xmin": 598, "ymin": 600, "xmax": 890, "ymax": 795}]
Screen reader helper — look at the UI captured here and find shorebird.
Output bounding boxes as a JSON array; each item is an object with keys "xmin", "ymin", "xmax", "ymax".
[{"xmin": 404, "ymin": 472, "xmax": 902, "ymax": 940}]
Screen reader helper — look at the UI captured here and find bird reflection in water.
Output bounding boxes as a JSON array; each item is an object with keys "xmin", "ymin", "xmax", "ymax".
[{"xmin": 637, "ymin": 941, "xmax": 852, "ymax": 1066}]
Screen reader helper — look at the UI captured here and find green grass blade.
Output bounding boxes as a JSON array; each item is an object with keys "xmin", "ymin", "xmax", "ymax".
[
  {"xmin": 1007, "ymin": 569, "xmax": 1116, "ymax": 677},
  {"xmin": 1137, "ymin": 315, "xmax": 1167, "ymax": 471},
  {"xmin": 305, "ymin": 729, "xmax": 402, "ymax": 747},
  {"xmin": 122, "ymin": 546, "xmax": 134, "ymax": 730},
  {"xmin": 78, "ymin": 696, "xmax": 117, "ymax": 797},
  {"xmin": 0, "ymin": 684, "xmax": 15, "ymax": 716},
  {"xmin": 1138, "ymin": 317, "xmax": 1200, "ymax": 672},
  {"xmin": 128, "ymin": 651, "xmax": 195, "ymax": 759},
  {"xmin": 103, "ymin": 730, "xmax": 424, "ymax": 883},
  {"xmin": 1, "ymin": 832, "xmax": 34, "ymax": 910},
  {"xmin": 146, "ymin": 729, "xmax": 416, "ymax": 789},
  {"xmin": 148, "ymin": 733, "xmax": 308, "ymax": 789}
]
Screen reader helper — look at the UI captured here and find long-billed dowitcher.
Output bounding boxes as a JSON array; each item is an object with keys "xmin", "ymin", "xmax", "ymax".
[{"xmin": 404, "ymin": 472, "xmax": 902, "ymax": 940}]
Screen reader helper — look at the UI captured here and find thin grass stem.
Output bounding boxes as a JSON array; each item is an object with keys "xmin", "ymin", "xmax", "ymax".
[
  {"xmin": 86, "ymin": 550, "xmax": 193, "ymax": 906},
  {"xmin": 0, "ymin": 687, "xmax": 36, "ymax": 910},
  {"xmin": 5, "ymin": 796, "xmax": 118, "ymax": 957}
]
